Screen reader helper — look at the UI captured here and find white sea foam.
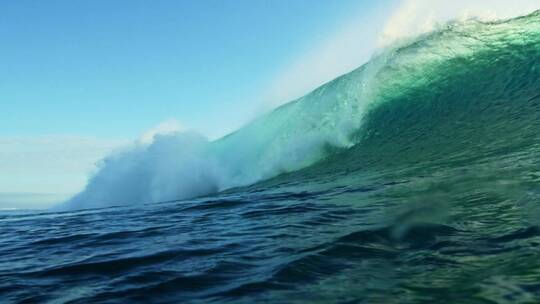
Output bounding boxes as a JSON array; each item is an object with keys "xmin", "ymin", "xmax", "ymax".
[
  {"xmin": 61, "ymin": 132, "xmax": 220, "ymax": 209},
  {"xmin": 380, "ymin": 0, "xmax": 540, "ymax": 46}
]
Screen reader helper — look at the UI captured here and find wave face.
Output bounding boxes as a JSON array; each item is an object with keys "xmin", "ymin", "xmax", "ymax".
[
  {"xmin": 218, "ymin": 9, "xmax": 540, "ymax": 190},
  {"xmin": 3, "ymin": 11, "xmax": 540, "ymax": 304},
  {"xmin": 282, "ymin": 10, "xmax": 540, "ymax": 181}
]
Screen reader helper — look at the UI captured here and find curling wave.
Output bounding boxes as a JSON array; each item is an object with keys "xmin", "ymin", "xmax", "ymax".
[{"xmin": 60, "ymin": 10, "xmax": 540, "ymax": 210}]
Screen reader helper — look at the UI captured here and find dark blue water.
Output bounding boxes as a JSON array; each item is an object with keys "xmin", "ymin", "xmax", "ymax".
[{"xmin": 3, "ymin": 152, "xmax": 540, "ymax": 303}]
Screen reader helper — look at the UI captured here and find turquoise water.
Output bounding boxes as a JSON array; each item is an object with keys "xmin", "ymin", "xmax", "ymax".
[{"xmin": 2, "ymin": 11, "xmax": 540, "ymax": 303}]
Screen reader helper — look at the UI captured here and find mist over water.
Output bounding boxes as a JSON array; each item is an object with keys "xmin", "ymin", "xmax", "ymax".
[{"xmin": 61, "ymin": 132, "xmax": 218, "ymax": 209}]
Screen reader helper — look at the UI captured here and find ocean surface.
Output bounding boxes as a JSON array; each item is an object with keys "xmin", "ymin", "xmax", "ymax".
[{"xmin": 2, "ymin": 11, "xmax": 540, "ymax": 303}]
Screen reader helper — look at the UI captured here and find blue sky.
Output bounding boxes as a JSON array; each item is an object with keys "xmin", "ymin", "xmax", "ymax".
[
  {"xmin": 2, "ymin": 0, "xmax": 395, "ymax": 139},
  {"xmin": 1, "ymin": 0, "xmax": 399, "ymax": 208}
]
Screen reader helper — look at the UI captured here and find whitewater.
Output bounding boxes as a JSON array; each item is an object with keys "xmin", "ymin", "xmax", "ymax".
[{"xmin": 2, "ymin": 8, "xmax": 540, "ymax": 304}]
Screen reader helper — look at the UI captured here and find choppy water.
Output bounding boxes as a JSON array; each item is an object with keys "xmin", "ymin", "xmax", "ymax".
[
  {"xmin": 3, "ymin": 154, "xmax": 540, "ymax": 303},
  {"xmin": 2, "ymin": 10, "xmax": 540, "ymax": 304}
]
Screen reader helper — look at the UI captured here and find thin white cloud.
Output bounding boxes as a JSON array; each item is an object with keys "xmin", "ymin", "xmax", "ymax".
[{"xmin": 0, "ymin": 136, "xmax": 128, "ymax": 207}]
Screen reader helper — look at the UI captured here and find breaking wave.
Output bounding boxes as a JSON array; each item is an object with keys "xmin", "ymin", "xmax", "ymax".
[{"xmin": 59, "ymin": 10, "xmax": 540, "ymax": 210}]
